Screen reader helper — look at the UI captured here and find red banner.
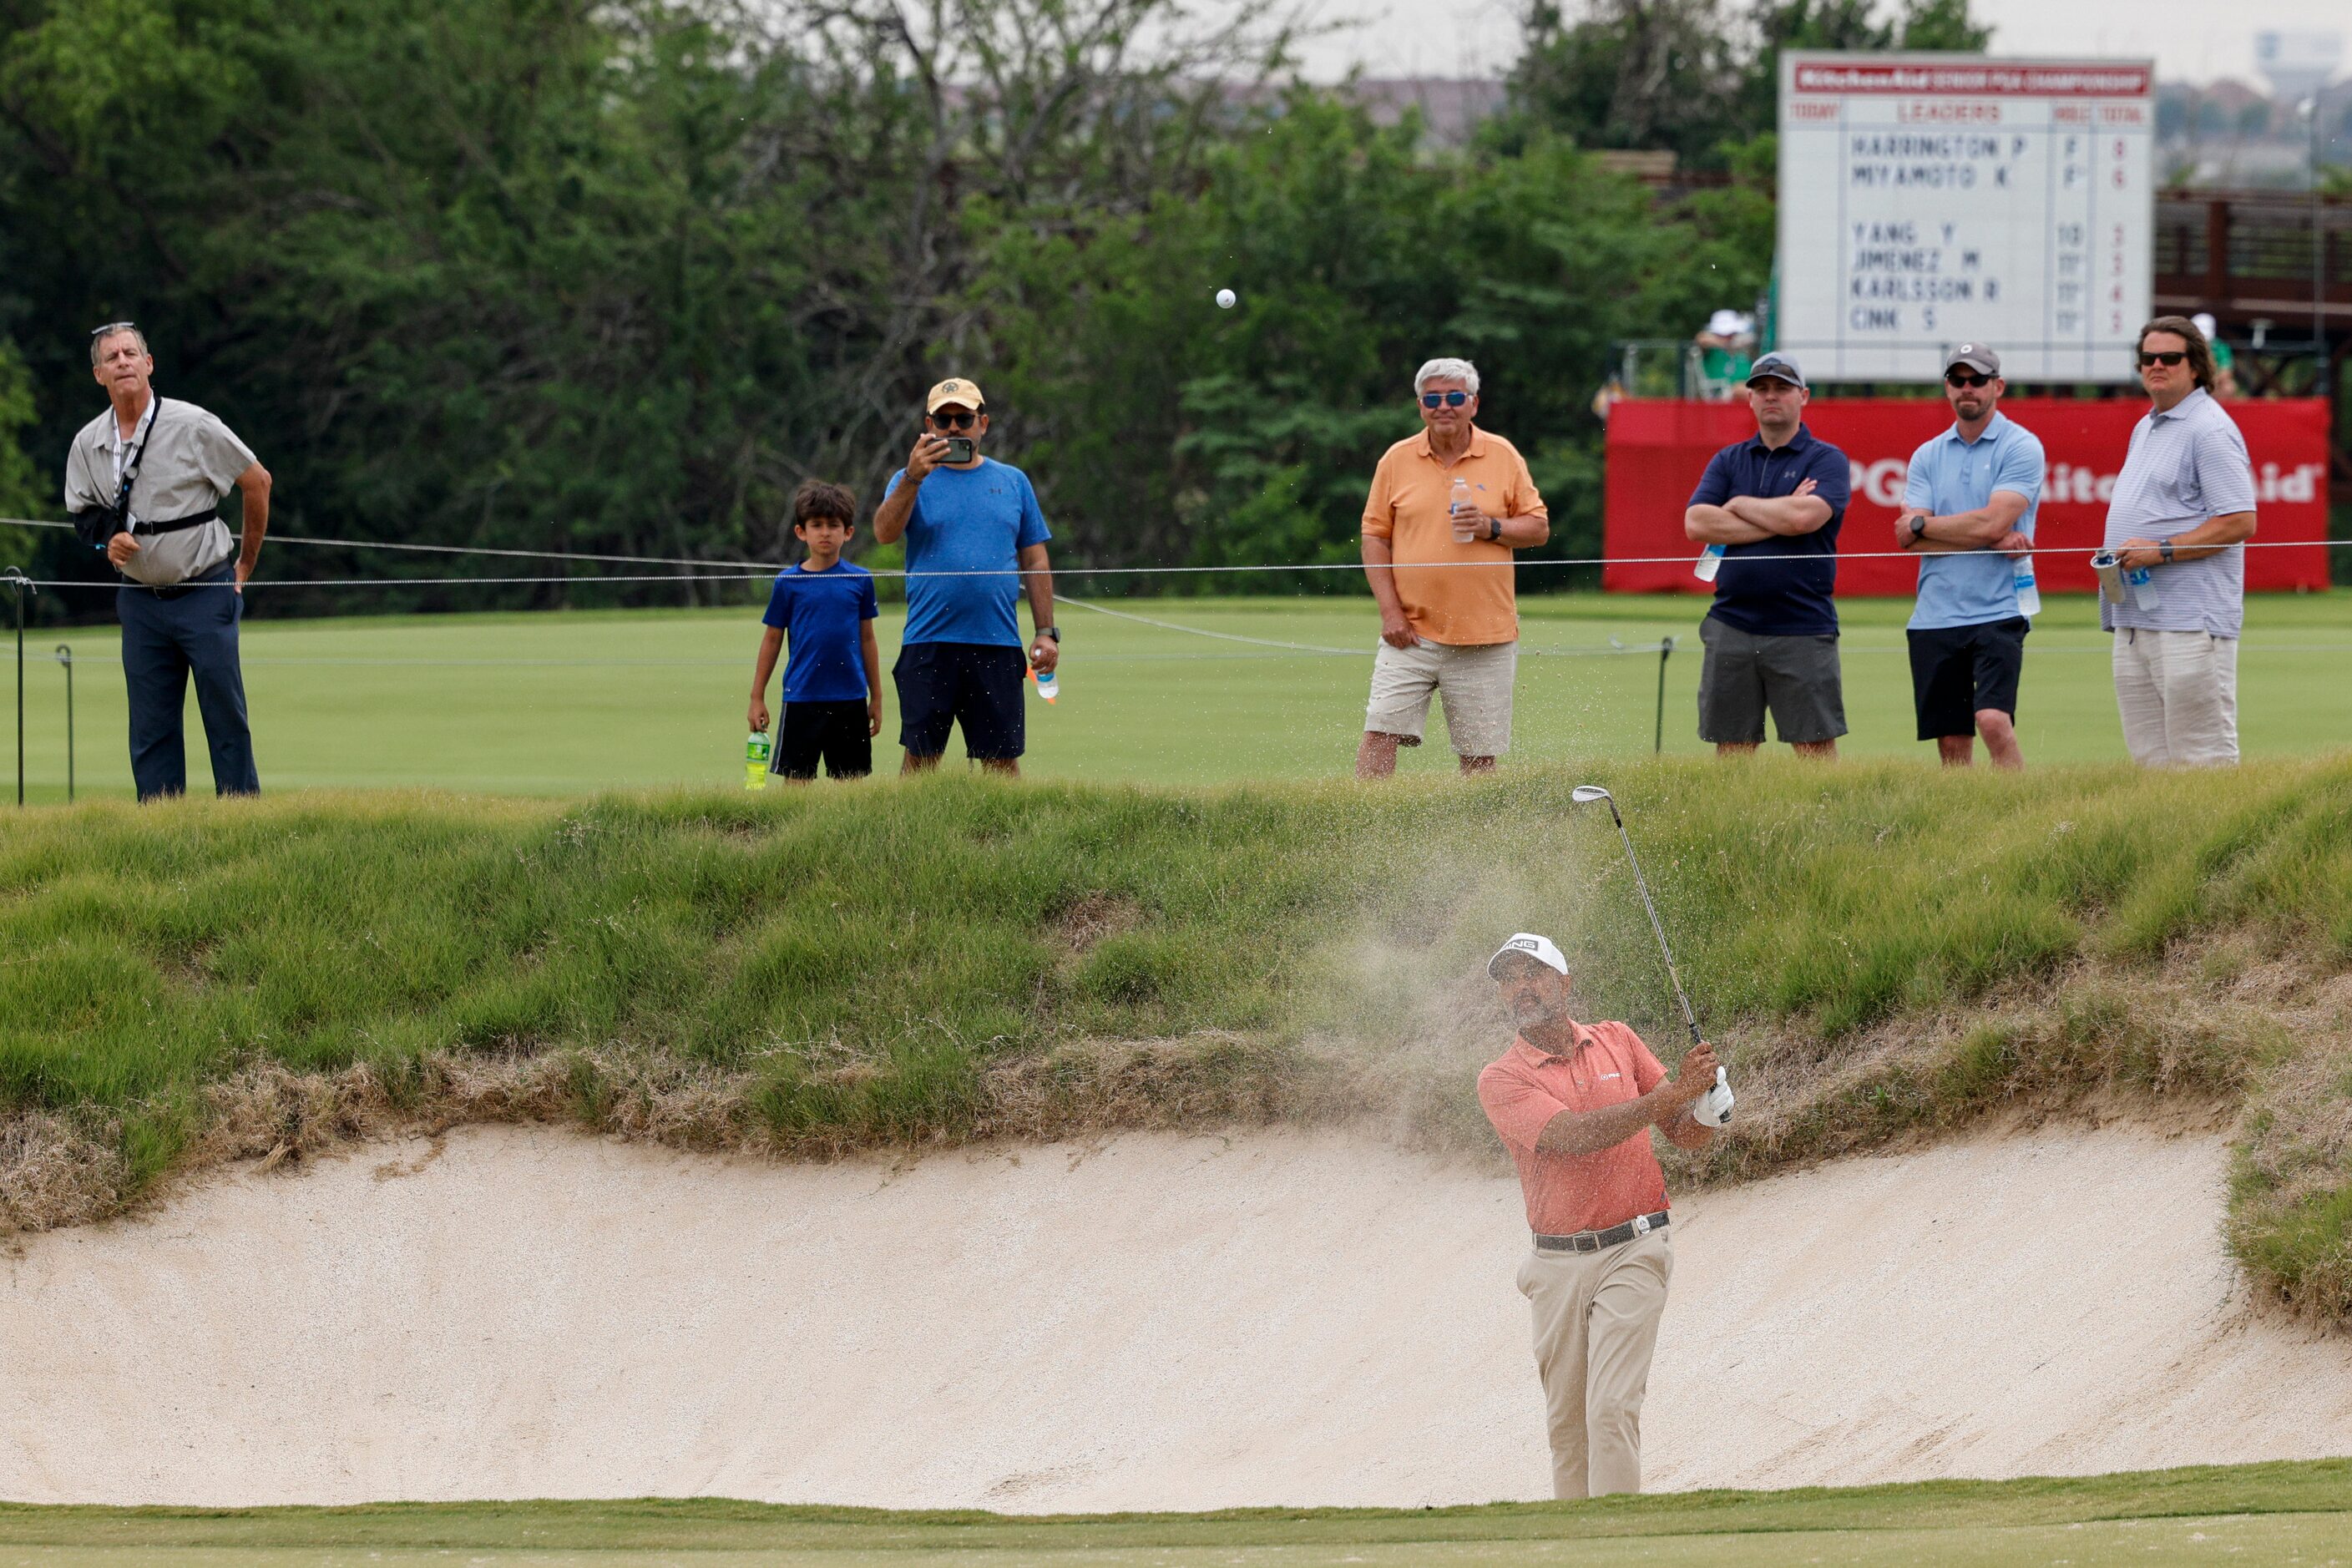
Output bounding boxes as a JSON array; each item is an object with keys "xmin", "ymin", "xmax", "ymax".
[{"xmin": 1601, "ymin": 397, "xmax": 2332, "ymax": 596}]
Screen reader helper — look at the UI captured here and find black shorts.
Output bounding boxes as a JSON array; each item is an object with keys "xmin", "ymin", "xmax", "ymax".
[
  {"xmin": 1907, "ymin": 619, "xmax": 2027, "ymax": 740},
  {"xmin": 1696, "ymin": 617, "xmax": 1847, "ymax": 746},
  {"xmin": 894, "ymin": 641, "xmax": 1026, "ymax": 761},
  {"xmin": 775, "ymin": 700, "xmax": 873, "ymax": 780}
]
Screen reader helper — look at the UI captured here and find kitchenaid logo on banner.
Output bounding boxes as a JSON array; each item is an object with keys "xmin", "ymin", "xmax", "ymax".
[{"xmin": 1847, "ymin": 457, "xmax": 2324, "ymax": 508}]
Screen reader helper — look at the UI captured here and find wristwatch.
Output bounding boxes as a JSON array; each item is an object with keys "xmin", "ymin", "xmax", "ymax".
[
  {"xmin": 1909, "ymin": 514, "xmax": 1929, "ymax": 541},
  {"xmin": 1037, "ymin": 625, "xmax": 1060, "ymax": 642},
  {"xmin": 1488, "ymin": 517, "xmax": 1502, "ymax": 542},
  {"xmin": 2158, "ymin": 541, "xmax": 2176, "ymax": 564}
]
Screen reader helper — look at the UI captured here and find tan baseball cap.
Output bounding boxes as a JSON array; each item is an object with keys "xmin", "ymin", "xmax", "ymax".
[{"xmin": 925, "ymin": 377, "xmax": 986, "ymax": 413}]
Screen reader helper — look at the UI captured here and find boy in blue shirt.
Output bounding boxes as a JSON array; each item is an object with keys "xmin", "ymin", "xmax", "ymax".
[{"xmin": 747, "ymin": 481, "xmax": 882, "ymax": 781}]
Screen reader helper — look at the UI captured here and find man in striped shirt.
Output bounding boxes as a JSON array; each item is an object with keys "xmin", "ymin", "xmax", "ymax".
[{"xmin": 2102, "ymin": 317, "xmax": 2258, "ymax": 766}]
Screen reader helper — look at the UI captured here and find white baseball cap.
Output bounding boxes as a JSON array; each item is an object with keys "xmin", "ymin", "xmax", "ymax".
[{"xmin": 1488, "ymin": 933, "xmax": 1569, "ymax": 979}]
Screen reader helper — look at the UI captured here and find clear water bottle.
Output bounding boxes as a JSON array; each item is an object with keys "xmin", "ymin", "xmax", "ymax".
[
  {"xmin": 2126, "ymin": 564, "xmax": 2161, "ymax": 612},
  {"xmin": 1449, "ymin": 476, "xmax": 1475, "ymax": 542},
  {"xmin": 1034, "ymin": 666, "xmax": 1059, "ymax": 704},
  {"xmin": 2012, "ymin": 556, "xmax": 2041, "ymax": 618},
  {"xmin": 745, "ymin": 729, "xmax": 771, "ymax": 791},
  {"xmin": 1694, "ymin": 543, "xmax": 1727, "ymax": 582}
]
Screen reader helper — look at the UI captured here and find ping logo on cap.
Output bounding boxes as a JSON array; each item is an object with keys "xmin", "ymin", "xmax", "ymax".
[{"xmin": 1506, "ymin": 938, "xmax": 1540, "ymax": 953}]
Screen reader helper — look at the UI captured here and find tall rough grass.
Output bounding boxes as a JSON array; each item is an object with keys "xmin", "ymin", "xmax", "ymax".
[{"xmin": 4, "ymin": 760, "xmax": 2349, "ymax": 1320}]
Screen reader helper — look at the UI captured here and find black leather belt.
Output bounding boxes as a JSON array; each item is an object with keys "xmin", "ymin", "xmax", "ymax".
[
  {"xmin": 1535, "ymin": 1211, "xmax": 1669, "ymax": 1253},
  {"xmin": 129, "ymin": 563, "xmax": 234, "ymax": 600}
]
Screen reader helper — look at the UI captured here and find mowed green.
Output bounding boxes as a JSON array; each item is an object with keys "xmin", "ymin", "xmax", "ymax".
[
  {"xmin": 8, "ymin": 590, "xmax": 2352, "ymax": 801},
  {"xmin": 0, "ymin": 1463, "xmax": 2348, "ymax": 1565}
]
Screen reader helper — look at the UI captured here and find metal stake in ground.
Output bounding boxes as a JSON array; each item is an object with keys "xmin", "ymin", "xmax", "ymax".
[
  {"xmin": 53, "ymin": 645, "xmax": 73, "ymax": 803},
  {"xmin": 1571, "ymin": 782, "xmax": 1732, "ymax": 1123},
  {"xmin": 3, "ymin": 568, "xmax": 31, "ymax": 807}
]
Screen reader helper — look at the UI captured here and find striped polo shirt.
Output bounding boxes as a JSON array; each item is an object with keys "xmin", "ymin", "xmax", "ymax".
[{"xmin": 2100, "ymin": 388, "xmax": 2256, "ymax": 639}]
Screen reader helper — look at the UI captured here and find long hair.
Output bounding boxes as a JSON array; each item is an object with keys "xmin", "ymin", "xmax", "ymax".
[{"xmin": 2137, "ymin": 316, "xmax": 2216, "ymax": 392}]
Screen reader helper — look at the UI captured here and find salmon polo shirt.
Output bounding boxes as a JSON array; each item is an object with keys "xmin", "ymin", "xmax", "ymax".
[
  {"xmin": 1477, "ymin": 1022, "xmax": 1671, "ymax": 1236},
  {"xmin": 1361, "ymin": 427, "xmax": 1546, "ymax": 646}
]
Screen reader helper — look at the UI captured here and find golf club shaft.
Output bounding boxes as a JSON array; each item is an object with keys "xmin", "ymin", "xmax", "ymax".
[{"xmin": 1606, "ymin": 803, "xmax": 1703, "ymax": 1048}]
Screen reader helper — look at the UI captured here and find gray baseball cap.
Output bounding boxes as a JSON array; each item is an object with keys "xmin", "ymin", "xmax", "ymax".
[
  {"xmin": 1745, "ymin": 352, "xmax": 1805, "ymax": 390},
  {"xmin": 1945, "ymin": 342, "xmax": 2001, "ymax": 377}
]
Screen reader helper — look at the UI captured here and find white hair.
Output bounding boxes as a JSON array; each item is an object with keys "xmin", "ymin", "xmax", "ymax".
[{"xmin": 1413, "ymin": 357, "xmax": 1479, "ymax": 397}]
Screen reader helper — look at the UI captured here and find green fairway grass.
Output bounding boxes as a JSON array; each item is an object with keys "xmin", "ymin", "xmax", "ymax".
[
  {"xmin": 5, "ymin": 762, "xmax": 2351, "ymax": 1313},
  {"xmin": 8, "ymin": 591, "xmax": 2351, "ymax": 801},
  {"xmin": 1, "ymin": 1461, "xmax": 2347, "ymax": 1565}
]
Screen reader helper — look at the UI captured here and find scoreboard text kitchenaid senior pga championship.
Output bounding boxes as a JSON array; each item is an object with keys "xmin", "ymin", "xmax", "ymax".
[{"xmin": 1776, "ymin": 53, "xmax": 2154, "ymax": 384}]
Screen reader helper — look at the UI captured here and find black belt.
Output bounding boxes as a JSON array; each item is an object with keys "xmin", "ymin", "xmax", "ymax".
[
  {"xmin": 1535, "ymin": 1211, "xmax": 1669, "ymax": 1254},
  {"xmin": 126, "ymin": 563, "xmax": 234, "ymax": 600},
  {"xmin": 131, "ymin": 510, "xmax": 222, "ymax": 537}
]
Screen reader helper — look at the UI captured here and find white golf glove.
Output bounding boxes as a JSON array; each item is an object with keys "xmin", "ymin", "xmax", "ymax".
[{"xmin": 1692, "ymin": 1067, "xmax": 1734, "ymax": 1128}]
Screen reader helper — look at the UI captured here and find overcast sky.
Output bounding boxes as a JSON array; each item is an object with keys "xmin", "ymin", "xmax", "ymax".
[{"xmin": 1287, "ymin": 0, "xmax": 2349, "ymax": 89}]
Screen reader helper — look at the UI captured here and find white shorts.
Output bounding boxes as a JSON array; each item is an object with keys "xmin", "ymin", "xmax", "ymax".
[{"xmin": 1364, "ymin": 637, "xmax": 1518, "ymax": 757}]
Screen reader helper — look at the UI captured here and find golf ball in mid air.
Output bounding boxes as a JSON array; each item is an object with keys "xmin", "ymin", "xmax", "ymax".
[{"xmin": 1216, "ymin": 288, "xmax": 1237, "ymax": 309}]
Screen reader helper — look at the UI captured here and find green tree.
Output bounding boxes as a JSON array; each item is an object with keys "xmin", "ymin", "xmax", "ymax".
[{"xmin": 1507, "ymin": 0, "xmax": 1991, "ymax": 168}]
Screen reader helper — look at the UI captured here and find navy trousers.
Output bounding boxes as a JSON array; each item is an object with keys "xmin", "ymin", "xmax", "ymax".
[{"xmin": 118, "ymin": 565, "xmax": 260, "ymax": 800}]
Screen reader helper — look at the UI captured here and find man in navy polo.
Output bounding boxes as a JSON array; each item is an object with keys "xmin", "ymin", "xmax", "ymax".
[
  {"xmin": 1681, "ymin": 352, "xmax": 1851, "ymax": 758},
  {"xmin": 1894, "ymin": 343, "xmax": 2045, "ymax": 769}
]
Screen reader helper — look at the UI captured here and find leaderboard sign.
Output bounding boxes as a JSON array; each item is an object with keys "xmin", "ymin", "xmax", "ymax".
[{"xmin": 1777, "ymin": 53, "xmax": 2154, "ymax": 383}]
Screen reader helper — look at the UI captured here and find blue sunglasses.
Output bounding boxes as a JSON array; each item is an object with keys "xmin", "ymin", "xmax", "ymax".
[{"xmin": 1421, "ymin": 390, "xmax": 1470, "ymax": 408}]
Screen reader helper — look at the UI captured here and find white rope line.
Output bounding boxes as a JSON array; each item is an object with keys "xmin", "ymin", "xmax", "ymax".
[{"xmin": 3, "ymin": 513, "xmax": 2345, "ymax": 583}]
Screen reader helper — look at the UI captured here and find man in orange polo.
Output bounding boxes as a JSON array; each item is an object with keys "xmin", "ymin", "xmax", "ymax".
[
  {"xmin": 1478, "ymin": 933, "xmax": 1719, "ymax": 1500},
  {"xmin": 1357, "ymin": 357, "xmax": 1549, "ymax": 778}
]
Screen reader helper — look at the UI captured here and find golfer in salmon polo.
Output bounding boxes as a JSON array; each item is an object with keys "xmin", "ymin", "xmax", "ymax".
[{"xmin": 1478, "ymin": 933, "xmax": 1719, "ymax": 1499}]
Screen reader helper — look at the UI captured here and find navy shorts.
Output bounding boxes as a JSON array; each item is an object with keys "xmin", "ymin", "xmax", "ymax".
[
  {"xmin": 894, "ymin": 641, "xmax": 1026, "ymax": 761},
  {"xmin": 1907, "ymin": 618, "xmax": 2028, "ymax": 740},
  {"xmin": 774, "ymin": 700, "xmax": 872, "ymax": 780}
]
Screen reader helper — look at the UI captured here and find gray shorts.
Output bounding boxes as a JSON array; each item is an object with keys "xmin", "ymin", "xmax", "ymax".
[{"xmin": 1697, "ymin": 617, "xmax": 1846, "ymax": 746}]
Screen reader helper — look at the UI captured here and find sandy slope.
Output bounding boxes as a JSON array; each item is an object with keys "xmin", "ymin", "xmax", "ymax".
[{"xmin": 4, "ymin": 1121, "xmax": 2349, "ymax": 1511}]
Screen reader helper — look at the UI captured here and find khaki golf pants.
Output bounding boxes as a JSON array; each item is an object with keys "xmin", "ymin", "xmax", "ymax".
[
  {"xmin": 1515, "ymin": 1231, "xmax": 1672, "ymax": 1499},
  {"xmin": 2112, "ymin": 627, "xmax": 2238, "ymax": 766}
]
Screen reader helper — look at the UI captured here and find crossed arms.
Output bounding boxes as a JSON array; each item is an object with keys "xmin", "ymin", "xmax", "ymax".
[
  {"xmin": 1684, "ymin": 479, "xmax": 1833, "ymax": 545},
  {"xmin": 1895, "ymin": 489, "xmax": 2031, "ymax": 555}
]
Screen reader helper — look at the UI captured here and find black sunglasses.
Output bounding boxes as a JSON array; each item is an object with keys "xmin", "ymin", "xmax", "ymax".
[
  {"xmin": 931, "ymin": 409, "xmax": 979, "ymax": 429},
  {"xmin": 2137, "ymin": 351, "xmax": 2188, "ymax": 367},
  {"xmin": 1945, "ymin": 371, "xmax": 1991, "ymax": 388},
  {"xmin": 1421, "ymin": 391, "xmax": 1471, "ymax": 408}
]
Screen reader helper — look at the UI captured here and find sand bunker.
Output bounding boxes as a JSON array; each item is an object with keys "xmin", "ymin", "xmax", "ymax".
[{"xmin": 5, "ymin": 1121, "xmax": 2351, "ymax": 1510}]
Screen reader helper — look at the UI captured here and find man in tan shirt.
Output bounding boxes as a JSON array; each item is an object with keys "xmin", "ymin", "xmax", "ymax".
[{"xmin": 1357, "ymin": 357, "xmax": 1548, "ymax": 779}]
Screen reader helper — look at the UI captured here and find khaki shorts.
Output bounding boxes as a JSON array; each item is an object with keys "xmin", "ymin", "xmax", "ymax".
[{"xmin": 1364, "ymin": 637, "xmax": 1517, "ymax": 757}]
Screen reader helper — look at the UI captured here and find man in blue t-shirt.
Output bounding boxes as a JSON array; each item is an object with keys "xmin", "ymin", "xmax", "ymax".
[
  {"xmin": 1682, "ymin": 352, "xmax": 1851, "ymax": 758},
  {"xmin": 1894, "ymin": 343, "xmax": 2045, "ymax": 771},
  {"xmin": 748, "ymin": 481, "xmax": 882, "ymax": 780},
  {"xmin": 872, "ymin": 376, "xmax": 1059, "ymax": 775}
]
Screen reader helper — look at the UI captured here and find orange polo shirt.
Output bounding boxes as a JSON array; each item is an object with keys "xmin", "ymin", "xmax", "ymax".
[
  {"xmin": 1477, "ymin": 1022, "xmax": 1670, "ymax": 1236},
  {"xmin": 1361, "ymin": 427, "xmax": 1545, "ymax": 647}
]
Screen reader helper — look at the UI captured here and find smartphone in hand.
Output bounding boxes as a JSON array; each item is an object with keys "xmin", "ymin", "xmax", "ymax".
[{"xmin": 942, "ymin": 436, "xmax": 975, "ymax": 464}]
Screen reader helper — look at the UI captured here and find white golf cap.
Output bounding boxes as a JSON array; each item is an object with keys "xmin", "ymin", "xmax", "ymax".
[
  {"xmin": 1705, "ymin": 308, "xmax": 1745, "ymax": 336},
  {"xmin": 1488, "ymin": 933, "xmax": 1569, "ymax": 979}
]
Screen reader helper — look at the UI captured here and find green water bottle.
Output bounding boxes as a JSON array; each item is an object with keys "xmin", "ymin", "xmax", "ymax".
[{"xmin": 745, "ymin": 728, "xmax": 771, "ymax": 791}]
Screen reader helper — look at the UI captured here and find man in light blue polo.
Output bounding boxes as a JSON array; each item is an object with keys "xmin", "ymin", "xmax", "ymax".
[
  {"xmin": 2102, "ymin": 316, "xmax": 2257, "ymax": 767},
  {"xmin": 1894, "ymin": 343, "xmax": 2044, "ymax": 770}
]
